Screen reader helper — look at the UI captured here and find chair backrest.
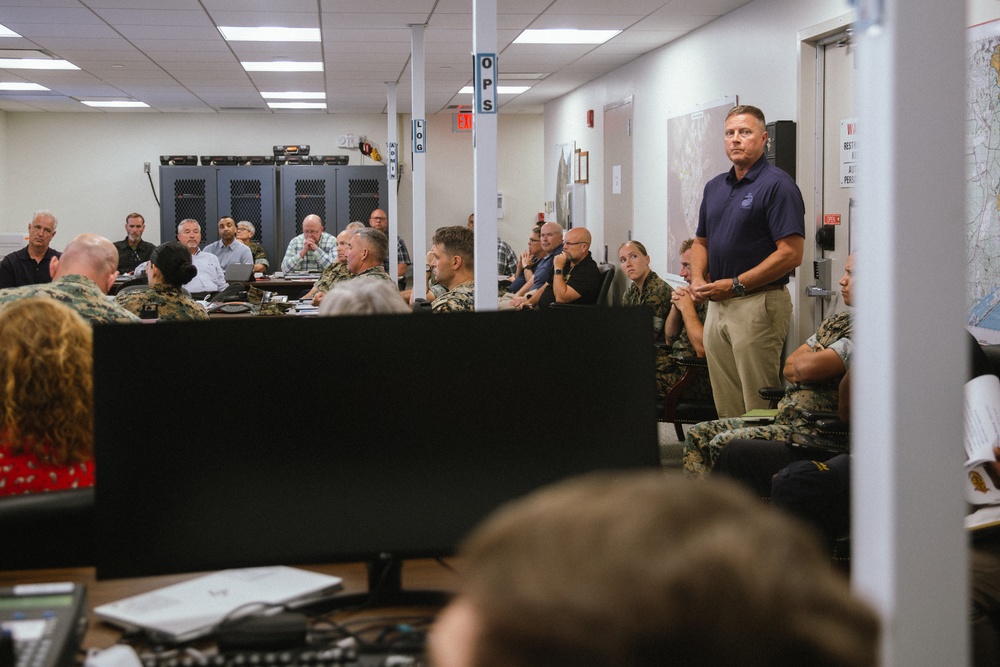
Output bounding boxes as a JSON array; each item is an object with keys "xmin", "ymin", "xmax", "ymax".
[
  {"xmin": 0, "ymin": 488, "xmax": 95, "ymax": 569},
  {"xmin": 595, "ymin": 263, "xmax": 616, "ymax": 306}
]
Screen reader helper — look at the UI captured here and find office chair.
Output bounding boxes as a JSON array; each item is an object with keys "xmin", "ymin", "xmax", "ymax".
[
  {"xmin": 549, "ymin": 263, "xmax": 616, "ymax": 308},
  {"xmin": 0, "ymin": 487, "xmax": 95, "ymax": 569},
  {"xmin": 659, "ymin": 355, "xmax": 717, "ymax": 439}
]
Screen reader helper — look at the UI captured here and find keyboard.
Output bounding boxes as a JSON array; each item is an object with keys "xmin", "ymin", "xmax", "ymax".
[{"xmin": 138, "ymin": 648, "xmax": 424, "ymax": 667}]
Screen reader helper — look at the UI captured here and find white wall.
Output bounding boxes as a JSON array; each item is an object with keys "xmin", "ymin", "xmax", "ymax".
[
  {"xmin": 543, "ymin": 0, "xmax": 852, "ymax": 278},
  {"xmin": 0, "ymin": 110, "xmax": 542, "ymax": 256}
]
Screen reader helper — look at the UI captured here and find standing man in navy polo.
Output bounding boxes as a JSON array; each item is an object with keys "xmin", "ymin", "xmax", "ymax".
[
  {"xmin": 690, "ymin": 105, "xmax": 804, "ymax": 418},
  {"xmin": 0, "ymin": 210, "xmax": 61, "ymax": 289}
]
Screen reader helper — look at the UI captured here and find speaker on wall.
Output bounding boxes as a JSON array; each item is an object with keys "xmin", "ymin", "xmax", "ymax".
[{"xmin": 765, "ymin": 120, "xmax": 796, "ymax": 180}]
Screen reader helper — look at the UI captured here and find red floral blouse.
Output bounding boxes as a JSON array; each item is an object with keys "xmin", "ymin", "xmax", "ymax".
[{"xmin": 0, "ymin": 441, "xmax": 94, "ymax": 496}]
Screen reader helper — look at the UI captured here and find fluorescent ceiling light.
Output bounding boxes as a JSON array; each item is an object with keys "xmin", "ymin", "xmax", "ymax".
[
  {"xmin": 219, "ymin": 26, "xmax": 320, "ymax": 42},
  {"xmin": 0, "ymin": 82, "xmax": 48, "ymax": 91},
  {"xmin": 0, "ymin": 58, "xmax": 78, "ymax": 70},
  {"xmin": 261, "ymin": 91, "xmax": 325, "ymax": 100},
  {"xmin": 241, "ymin": 61, "xmax": 323, "ymax": 72},
  {"xmin": 514, "ymin": 29, "xmax": 620, "ymax": 44},
  {"xmin": 459, "ymin": 85, "xmax": 531, "ymax": 95},
  {"xmin": 81, "ymin": 100, "xmax": 149, "ymax": 108},
  {"xmin": 267, "ymin": 102, "xmax": 326, "ymax": 109},
  {"xmin": 0, "ymin": 24, "xmax": 21, "ymax": 38}
]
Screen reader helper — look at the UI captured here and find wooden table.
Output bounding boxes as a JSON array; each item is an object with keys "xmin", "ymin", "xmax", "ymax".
[{"xmin": 0, "ymin": 559, "xmax": 459, "ymax": 651}]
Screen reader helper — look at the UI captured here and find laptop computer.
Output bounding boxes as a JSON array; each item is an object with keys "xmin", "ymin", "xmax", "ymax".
[
  {"xmin": 94, "ymin": 566, "xmax": 343, "ymax": 643},
  {"xmin": 224, "ymin": 263, "xmax": 254, "ymax": 282}
]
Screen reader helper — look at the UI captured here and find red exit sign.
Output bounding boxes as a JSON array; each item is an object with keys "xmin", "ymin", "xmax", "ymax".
[{"xmin": 453, "ymin": 112, "xmax": 473, "ymax": 133}]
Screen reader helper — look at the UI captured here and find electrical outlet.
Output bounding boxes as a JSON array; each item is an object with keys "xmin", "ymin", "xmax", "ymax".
[{"xmin": 143, "ymin": 162, "xmax": 150, "ymax": 174}]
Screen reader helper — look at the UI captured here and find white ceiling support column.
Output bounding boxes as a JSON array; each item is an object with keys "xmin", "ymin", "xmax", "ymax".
[
  {"xmin": 410, "ymin": 25, "xmax": 428, "ymax": 298},
  {"xmin": 386, "ymin": 83, "xmax": 399, "ymax": 280},
  {"xmin": 853, "ymin": 1, "xmax": 967, "ymax": 664},
  {"xmin": 472, "ymin": 0, "xmax": 498, "ymax": 311}
]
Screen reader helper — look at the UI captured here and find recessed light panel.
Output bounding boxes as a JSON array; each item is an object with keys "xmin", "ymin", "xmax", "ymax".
[
  {"xmin": 219, "ymin": 27, "xmax": 320, "ymax": 42},
  {"xmin": 514, "ymin": 29, "xmax": 620, "ymax": 44},
  {"xmin": 261, "ymin": 91, "xmax": 326, "ymax": 99},
  {"xmin": 267, "ymin": 102, "xmax": 326, "ymax": 109},
  {"xmin": 242, "ymin": 62, "xmax": 323, "ymax": 72},
  {"xmin": 0, "ymin": 59, "xmax": 78, "ymax": 70},
  {"xmin": 81, "ymin": 101, "xmax": 149, "ymax": 108}
]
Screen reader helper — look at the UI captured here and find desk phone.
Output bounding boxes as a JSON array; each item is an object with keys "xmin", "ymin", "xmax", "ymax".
[{"xmin": 0, "ymin": 583, "xmax": 87, "ymax": 667}]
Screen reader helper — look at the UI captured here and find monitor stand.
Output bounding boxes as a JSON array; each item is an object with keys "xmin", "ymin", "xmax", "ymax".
[{"xmin": 314, "ymin": 554, "xmax": 452, "ymax": 610}]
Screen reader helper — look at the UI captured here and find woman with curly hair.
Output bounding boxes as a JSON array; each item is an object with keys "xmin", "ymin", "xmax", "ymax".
[{"xmin": 0, "ymin": 298, "xmax": 94, "ymax": 495}]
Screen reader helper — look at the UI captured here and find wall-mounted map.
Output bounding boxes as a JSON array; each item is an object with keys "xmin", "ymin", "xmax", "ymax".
[
  {"xmin": 968, "ymin": 21, "xmax": 1000, "ymax": 342},
  {"xmin": 666, "ymin": 96, "xmax": 737, "ymax": 261}
]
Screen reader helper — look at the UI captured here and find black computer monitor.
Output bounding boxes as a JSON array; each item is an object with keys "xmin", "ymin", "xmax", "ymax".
[{"xmin": 93, "ymin": 308, "xmax": 660, "ymax": 597}]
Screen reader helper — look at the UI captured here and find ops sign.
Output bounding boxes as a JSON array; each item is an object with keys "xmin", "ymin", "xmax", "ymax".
[{"xmin": 475, "ymin": 53, "xmax": 497, "ymax": 114}]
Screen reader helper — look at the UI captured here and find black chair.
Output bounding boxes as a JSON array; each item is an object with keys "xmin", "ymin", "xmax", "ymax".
[
  {"xmin": 0, "ymin": 488, "xmax": 95, "ymax": 570},
  {"xmin": 659, "ymin": 356, "xmax": 717, "ymax": 439},
  {"xmin": 660, "ymin": 367, "xmax": 782, "ymax": 440},
  {"xmin": 549, "ymin": 263, "xmax": 616, "ymax": 308}
]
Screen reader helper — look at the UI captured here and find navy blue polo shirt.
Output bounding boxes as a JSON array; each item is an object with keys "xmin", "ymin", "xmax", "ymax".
[
  {"xmin": 695, "ymin": 156, "xmax": 804, "ymax": 286},
  {"xmin": 0, "ymin": 246, "xmax": 60, "ymax": 289}
]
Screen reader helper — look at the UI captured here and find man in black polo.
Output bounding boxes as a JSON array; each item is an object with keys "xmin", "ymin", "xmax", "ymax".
[
  {"xmin": 537, "ymin": 226, "xmax": 601, "ymax": 307},
  {"xmin": 0, "ymin": 210, "xmax": 61, "ymax": 289}
]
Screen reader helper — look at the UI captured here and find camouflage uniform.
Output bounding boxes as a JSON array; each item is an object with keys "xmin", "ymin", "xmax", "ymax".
[
  {"xmin": 312, "ymin": 262, "xmax": 354, "ymax": 293},
  {"xmin": 682, "ymin": 310, "xmax": 852, "ymax": 479},
  {"xmin": 246, "ymin": 240, "xmax": 268, "ymax": 268},
  {"xmin": 115, "ymin": 283, "xmax": 209, "ymax": 321},
  {"xmin": 623, "ymin": 272, "xmax": 711, "ymax": 399},
  {"xmin": 355, "ymin": 265, "xmax": 395, "ymax": 284},
  {"xmin": 432, "ymin": 280, "xmax": 475, "ymax": 313},
  {"xmin": 0, "ymin": 274, "xmax": 139, "ymax": 324}
]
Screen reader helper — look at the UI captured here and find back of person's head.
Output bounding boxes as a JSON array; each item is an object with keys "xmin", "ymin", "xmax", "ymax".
[
  {"xmin": 318, "ymin": 276, "xmax": 409, "ymax": 316},
  {"xmin": 56, "ymin": 234, "xmax": 118, "ymax": 279},
  {"xmin": 680, "ymin": 237, "xmax": 695, "ymax": 253},
  {"xmin": 432, "ymin": 226, "xmax": 474, "ymax": 267},
  {"xmin": 151, "ymin": 241, "xmax": 198, "ymax": 288},
  {"xmin": 357, "ymin": 228, "xmax": 388, "ymax": 265},
  {"xmin": 0, "ymin": 298, "xmax": 93, "ymax": 464},
  {"xmin": 444, "ymin": 471, "xmax": 878, "ymax": 667},
  {"xmin": 345, "ymin": 221, "xmax": 366, "ymax": 231}
]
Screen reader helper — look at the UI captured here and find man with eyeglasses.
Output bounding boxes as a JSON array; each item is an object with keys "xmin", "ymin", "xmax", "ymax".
[
  {"xmin": 0, "ymin": 210, "xmax": 61, "ymax": 289},
  {"xmin": 508, "ymin": 222, "xmax": 564, "ymax": 309},
  {"xmin": 507, "ymin": 225, "xmax": 543, "ymax": 294},
  {"xmin": 536, "ymin": 227, "xmax": 601, "ymax": 307},
  {"xmin": 367, "ymin": 209, "xmax": 411, "ymax": 284}
]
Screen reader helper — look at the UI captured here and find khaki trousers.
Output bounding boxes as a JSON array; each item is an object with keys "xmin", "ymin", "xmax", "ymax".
[{"xmin": 703, "ymin": 288, "xmax": 792, "ymax": 418}]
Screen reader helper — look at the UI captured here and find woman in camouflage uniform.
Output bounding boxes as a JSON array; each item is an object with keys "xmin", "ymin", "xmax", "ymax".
[
  {"xmin": 620, "ymin": 240, "xmax": 711, "ymax": 401},
  {"xmin": 115, "ymin": 242, "xmax": 209, "ymax": 320},
  {"xmin": 235, "ymin": 221, "xmax": 268, "ymax": 273},
  {"xmin": 682, "ymin": 256, "xmax": 856, "ymax": 479}
]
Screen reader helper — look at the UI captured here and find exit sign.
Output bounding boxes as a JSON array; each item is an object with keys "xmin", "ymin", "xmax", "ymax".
[{"xmin": 453, "ymin": 112, "xmax": 473, "ymax": 133}]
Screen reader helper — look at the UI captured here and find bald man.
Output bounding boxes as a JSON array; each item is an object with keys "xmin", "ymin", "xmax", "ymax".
[
  {"xmin": 281, "ymin": 214, "xmax": 337, "ymax": 273},
  {"xmin": 537, "ymin": 227, "xmax": 602, "ymax": 307},
  {"xmin": 0, "ymin": 233, "xmax": 139, "ymax": 324}
]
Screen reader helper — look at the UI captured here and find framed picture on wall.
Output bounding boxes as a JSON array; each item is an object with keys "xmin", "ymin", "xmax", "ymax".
[
  {"xmin": 555, "ymin": 141, "xmax": 575, "ymax": 228},
  {"xmin": 575, "ymin": 150, "xmax": 589, "ymax": 184}
]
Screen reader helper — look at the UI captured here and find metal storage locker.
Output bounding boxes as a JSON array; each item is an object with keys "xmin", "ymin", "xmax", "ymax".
[
  {"xmin": 216, "ymin": 166, "xmax": 278, "ymax": 268},
  {"xmin": 159, "ymin": 166, "xmax": 218, "ymax": 243}
]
